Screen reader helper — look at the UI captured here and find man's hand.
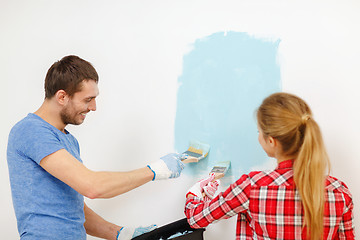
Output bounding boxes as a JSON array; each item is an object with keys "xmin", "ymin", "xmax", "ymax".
[
  {"xmin": 117, "ymin": 224, "xmax": 157, "ymax": 240},
  {"xmin": 147, "ymin": 153, "xmax": 185, "ymax": 180}
]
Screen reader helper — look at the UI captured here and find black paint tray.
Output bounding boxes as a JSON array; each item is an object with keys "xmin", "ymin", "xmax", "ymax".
[{"xmin": 132, "ymin": 218, "xmax": 205, "ymax": 240}]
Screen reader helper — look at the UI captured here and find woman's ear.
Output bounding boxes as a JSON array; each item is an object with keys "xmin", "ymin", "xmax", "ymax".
[{"xmin": 267, "ymin": 136, "xmax": 277, "ymax": 148}]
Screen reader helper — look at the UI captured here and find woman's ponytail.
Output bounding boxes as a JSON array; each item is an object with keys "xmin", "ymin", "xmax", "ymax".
[
  {"xmin": 294, "ymin": 116, "xmax": 330, "ymax": 239},
  {"xmin": 257, "ymin": 93, "xmax": 330, "ymax": 240}
]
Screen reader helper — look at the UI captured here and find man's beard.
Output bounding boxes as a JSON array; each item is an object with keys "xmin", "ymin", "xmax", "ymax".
[{"xmin": 60, "ymin": 106, "xmax": 82, "ymax": 126}]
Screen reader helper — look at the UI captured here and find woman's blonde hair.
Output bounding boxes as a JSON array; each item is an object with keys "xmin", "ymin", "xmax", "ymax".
[{"xmin": 257, "ymin": 92, "xmax": 330, "ymax": 240}]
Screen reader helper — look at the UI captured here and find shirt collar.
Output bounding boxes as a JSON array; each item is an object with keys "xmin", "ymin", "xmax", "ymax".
[{"xmin": 276, "ymin": 159, "xmax": 294, "ymax": 169}]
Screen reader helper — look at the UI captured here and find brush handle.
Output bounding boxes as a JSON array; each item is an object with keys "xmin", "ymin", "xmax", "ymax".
[
  {"xmin": 181, "ymin": 157, "xmax": 199, "ymax": 163},
  {"xmin": 212, "ymin": 172, "xmax": 225, "ymax": 180},
  {"xmin": 180, "ymin": 153, "xmax": 201, "ymax": 163}
]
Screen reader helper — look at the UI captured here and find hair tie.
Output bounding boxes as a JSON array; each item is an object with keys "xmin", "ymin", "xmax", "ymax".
[{"xmin": 301, "ymin": 114, "xmax": 311, "ymax": 124}]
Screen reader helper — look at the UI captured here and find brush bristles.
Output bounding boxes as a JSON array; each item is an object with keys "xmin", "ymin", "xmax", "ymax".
[{"xmin": 188, "ymin": 146, "xmax": 203, "ymax": 155}]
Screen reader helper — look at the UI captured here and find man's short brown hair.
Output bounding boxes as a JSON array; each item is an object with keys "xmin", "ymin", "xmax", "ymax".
[{"xmin": 44, "ymin": 55, "xmax": 99, "ymax": 99}]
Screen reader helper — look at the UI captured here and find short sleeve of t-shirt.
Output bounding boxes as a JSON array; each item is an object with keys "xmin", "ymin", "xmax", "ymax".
[{"xmin": 12, "ymin": 116, "xmax": 66, "ymax": 165}]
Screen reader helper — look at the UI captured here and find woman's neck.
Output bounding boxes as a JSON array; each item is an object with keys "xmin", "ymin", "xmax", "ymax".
[{"xmin": 275, "ymin": 153, "xmax": 297, "ymax": 164}]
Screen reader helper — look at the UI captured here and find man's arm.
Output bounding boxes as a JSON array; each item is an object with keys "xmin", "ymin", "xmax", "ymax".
[
  {"xmin": 84, "ymin": 202, "xmax": 120, "ymax": 240},
  {"xmin": 40, "ymin": 149, "xmax": 154, "ymax": 199}
]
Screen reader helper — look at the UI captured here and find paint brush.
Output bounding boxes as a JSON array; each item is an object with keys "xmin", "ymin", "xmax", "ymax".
[
  {"xmin": 209, "ymin": 161, "xmax": 231, "ymax": 180},
  {"xmin": 180, "ymin": 140, "xmax": 210, "ymax": 163},
  {"xmin": 200, "ymin": 161, "xmax": 231, "ymax": 200}
]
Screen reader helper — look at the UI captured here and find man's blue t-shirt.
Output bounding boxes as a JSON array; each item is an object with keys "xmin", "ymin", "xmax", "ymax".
[{"xmin": 7, "ymin": 113, "xmax": 86, "ymax": 240}]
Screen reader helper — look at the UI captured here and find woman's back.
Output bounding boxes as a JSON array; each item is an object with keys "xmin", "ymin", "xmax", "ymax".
[
  {"xmin": 185, "ymin": 159, "xmax": 354, "ymax": 239},
  {"xmin": 243, "ymin": 160, "xmax": 353, "ymax": 239}
]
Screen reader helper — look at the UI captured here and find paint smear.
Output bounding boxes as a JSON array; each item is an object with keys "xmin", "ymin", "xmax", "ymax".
[{"xmin": 175, "ymin": 32, "xmax": 281, "ymax": 183}]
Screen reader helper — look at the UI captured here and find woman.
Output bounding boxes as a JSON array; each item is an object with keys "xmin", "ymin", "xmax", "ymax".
[{"xmin": 185, "ymin": 92, "xmax": 354, "ymax": 239}]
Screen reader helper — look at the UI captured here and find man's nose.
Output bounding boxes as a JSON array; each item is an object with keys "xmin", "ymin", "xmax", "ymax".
[{"xmin": 89, "ymin": 99, "xmax": 97, "ymax": 111}]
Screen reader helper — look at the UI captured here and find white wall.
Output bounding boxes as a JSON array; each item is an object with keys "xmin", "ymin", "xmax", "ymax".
[{"xmin": 1, "ymin": 0, "xmax": 359, "ymax": 239}]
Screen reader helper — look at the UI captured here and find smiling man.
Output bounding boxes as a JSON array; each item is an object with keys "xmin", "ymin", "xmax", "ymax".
[{"xmin": 7, "ymin": 55, "xmax": 186, "ymax": 240}]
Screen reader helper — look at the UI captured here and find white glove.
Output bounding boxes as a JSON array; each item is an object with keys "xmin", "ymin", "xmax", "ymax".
[
  {"xmin": 186, "ymin": 173, "xmax": 219, "ymax": 200},
  {"xmin": 147, "ymin": 153, "xmax": 185, "ymax": 180},
  {"xmin": 203, "ymin": 179, "xmax": 220, "ymax": 201},
  {"xmin": 117, "ymin": 224, "xmax": 157, "ymax": 240}
]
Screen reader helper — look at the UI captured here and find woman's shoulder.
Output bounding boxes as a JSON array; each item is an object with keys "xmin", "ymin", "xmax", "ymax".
[
  {"xmin": 325, "ymin": 175, "xmax": 353, "ymax": 202},
  {"xmin": 245, "ymin": 168, "xmax": 293, "ymax": 187},
  {"xmin": 326, "ymin": 175, "xmax": 351, "ymax": 191}
]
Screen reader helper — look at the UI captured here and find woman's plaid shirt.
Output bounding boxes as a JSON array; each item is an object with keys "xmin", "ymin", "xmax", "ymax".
[{"xmin": 185, "ymin": 160, "xmax": 354, "ymax": 239}]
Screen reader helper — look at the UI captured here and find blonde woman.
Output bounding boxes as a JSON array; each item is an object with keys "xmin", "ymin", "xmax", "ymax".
[{"xmin": 185, "ymin": 92, "xmax": 354, "ymax": 239}]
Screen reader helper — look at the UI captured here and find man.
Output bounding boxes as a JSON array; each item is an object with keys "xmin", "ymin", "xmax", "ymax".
[{"xmin": 7, "ymin": 55, "xmax": 188, "ymax": 240}]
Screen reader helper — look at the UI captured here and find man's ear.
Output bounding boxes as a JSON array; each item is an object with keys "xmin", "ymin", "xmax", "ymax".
[{"xmin": 55, "ymin": 90, "xmax": 69, "ymax": 106}]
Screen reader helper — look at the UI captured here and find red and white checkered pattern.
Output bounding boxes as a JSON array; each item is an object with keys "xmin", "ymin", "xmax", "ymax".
[{"xmin": 185, "ymin": 160, "xmax": 354, "ymax": 239}]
